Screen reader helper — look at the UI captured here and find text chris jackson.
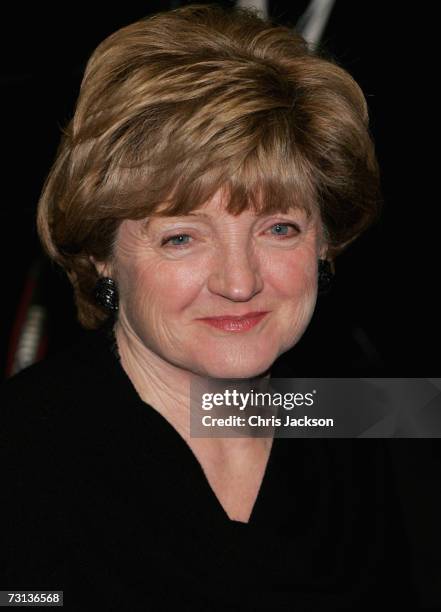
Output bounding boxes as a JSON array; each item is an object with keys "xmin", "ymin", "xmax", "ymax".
[{"xmin": 201, "ymin": 415, "xmax": 334, "ymax": 428}]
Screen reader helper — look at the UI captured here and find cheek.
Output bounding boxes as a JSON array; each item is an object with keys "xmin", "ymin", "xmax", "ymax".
[
  {"xmin": 114, "ymin": 220, "xmax": 201, "ymax": 315},
  {"xmin": 118, "ymin": 257, "xmax": 203, "ymax": 319},
  {"xmin": 265, "ymin": 248, "xmax": 318, "ymax": 351},
  {"xmin": 266, "ymin": 249, "xmax": 318, "ymax": 300}
]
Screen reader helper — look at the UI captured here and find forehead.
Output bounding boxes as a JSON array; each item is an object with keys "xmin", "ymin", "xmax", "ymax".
[{"xmin": 149, "ymin": 185, "xmax": 316, "ymax": 221}]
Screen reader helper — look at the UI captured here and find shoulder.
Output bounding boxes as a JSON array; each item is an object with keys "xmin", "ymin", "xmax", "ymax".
[
  {"xmin": 384, "ymin": 439, "xmax": 441, "ymax": 606},
  {"xmin": 0, "ymin": 327, "xmax": 115, "ymax": 438},
  {"xmin": 0, "ymin": 328, "xmax": 115, "ymax": 590}
]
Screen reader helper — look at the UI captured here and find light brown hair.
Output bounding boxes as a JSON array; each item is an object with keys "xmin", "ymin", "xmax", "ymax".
[{"xmin": 37, "ymin": 3, "xmax": 382, "ymax": 329}]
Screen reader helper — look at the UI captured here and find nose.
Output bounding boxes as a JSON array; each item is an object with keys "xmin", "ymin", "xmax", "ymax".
[{"xmin": 207, "ymin": 243, "xmax": 264, "ymax": 301}]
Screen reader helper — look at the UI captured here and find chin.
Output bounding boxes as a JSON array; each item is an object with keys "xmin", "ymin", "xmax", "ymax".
[{"xmin": 197, "ymin": 355, "xmax": 274, "ymax": 380}]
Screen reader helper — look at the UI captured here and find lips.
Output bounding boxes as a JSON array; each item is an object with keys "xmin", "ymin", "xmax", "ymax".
[{"xmin": 197, "ymin": 312, "xmax": 269, "ymax": 332}]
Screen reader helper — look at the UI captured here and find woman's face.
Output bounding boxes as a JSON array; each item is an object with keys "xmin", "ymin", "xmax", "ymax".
[{"xmin": 109, "ymin": 189, "xmax": 326, "ymax": 379}]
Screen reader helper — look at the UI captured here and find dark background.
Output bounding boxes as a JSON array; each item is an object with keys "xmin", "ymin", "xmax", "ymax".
[{"xmin": 1, "ymin": 1, "xmax": 437, "ymax": 378}]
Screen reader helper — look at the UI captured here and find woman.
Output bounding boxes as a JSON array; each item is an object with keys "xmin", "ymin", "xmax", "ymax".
[{"xmin": 0, "ymin": 4, "xmax": 429, "ymax": 610}]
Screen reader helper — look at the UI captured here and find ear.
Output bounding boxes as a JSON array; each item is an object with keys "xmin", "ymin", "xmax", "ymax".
[
  {"xmin": 315, "ymin": 217, "xmax": 329, "ymax": 260},
  {"xmin": 89, "ymin": 255, "xmax": 113, "ymax": 278},
  {"xmin": 317, "ymin": 236, "xmax": 328, "ymax": 260},
  {"xmin": 318, "ymin": 244, "xmax": 328, "ymax": 260}
]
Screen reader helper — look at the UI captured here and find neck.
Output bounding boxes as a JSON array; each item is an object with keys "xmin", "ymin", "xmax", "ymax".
[
  {"xmin": 114, "ymin": 319, "xmax": 193, "ymax": 439},
  {"xmin": 113, "ymin": 319, "xmax": 273, "ymax": 455}
]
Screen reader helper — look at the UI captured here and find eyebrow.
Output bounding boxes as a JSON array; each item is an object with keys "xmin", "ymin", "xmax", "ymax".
[
  {"xmin": 147, "ymin": 212, "xmax": 212, "ymax": 224},
  {"xmin": 143, "ymin": 208, "xmax": 306, "ymax": 229},
  {"xmin": 142, "ymin": 212, "xmax": 209, "ymax": 231},
  {"xmin": 186, "ymin": 212, "xmax": 211, "ymax": 218}
]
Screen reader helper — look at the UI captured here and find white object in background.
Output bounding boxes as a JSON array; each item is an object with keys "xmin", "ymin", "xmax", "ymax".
[
  {"xmin": 296, "ymin": 0, "xmax": 336, "ymax": 49},
  {"xmin": 11, "ymin": 305, "xmax": 46, "ymax": 376},
  {"xmin": 237, "ymin": 0, "xmax": 268, "ymax": 20}
]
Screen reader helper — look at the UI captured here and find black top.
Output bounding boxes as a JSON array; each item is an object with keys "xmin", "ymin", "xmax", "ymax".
[{"xmin": 1, "ymin": 325, "xmax": 440, "ymax": 610}]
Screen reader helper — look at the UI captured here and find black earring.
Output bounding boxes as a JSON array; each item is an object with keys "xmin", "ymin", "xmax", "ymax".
[
  {"xmin": 318, "ymin": 259, "xmax": 334, "ymax": 295},
  {"xmin": 94, "ymin": 277, "xmax": 119, "ymax": 312}
]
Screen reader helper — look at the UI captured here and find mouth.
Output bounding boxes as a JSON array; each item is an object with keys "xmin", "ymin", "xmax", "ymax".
[{"xmin": 196, "ymin": 312, "xmax": 269, "ymax": 333}]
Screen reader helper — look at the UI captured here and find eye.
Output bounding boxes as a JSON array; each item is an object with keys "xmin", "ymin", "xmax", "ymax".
[
  {"xmin": 269, "ymin": 223, "xmax": 300, "ymax": 237},
  {"xmin": 161, "ymin": 233, "xmax": 192, "ymax": 247}
]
